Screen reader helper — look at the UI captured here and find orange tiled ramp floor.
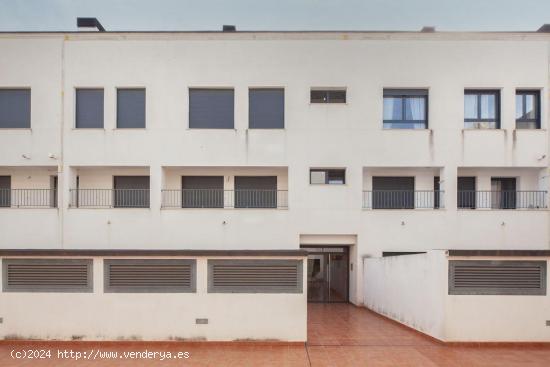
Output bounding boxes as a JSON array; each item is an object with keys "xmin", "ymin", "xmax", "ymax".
[{"xmin": 1, "ymin": 303, "xmax": 549, "ymax": 366}]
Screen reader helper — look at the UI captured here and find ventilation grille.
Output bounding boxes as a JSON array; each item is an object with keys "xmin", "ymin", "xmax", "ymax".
[
  {"xmin": 104, "ymin": 259, "xmax": 196, "ymax": 293},
  {"xmin": 2, "ymin": 259, "xmax": 92, "ymax": 292},
  {"xmin": 449, "ymin": 260, "xmax": 547, "ymax": 295},
  {"xmin": 208, "ymin": 260, "xmax": 303, "ymax": 293}
]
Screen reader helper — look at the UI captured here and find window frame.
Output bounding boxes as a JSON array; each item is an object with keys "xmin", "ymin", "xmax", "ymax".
[
  {"xmin": 383, "ymin": 89, "xmax": 428, "ymax": 129},
  {"xmin": 515, "ymin": 90, "xmax": 541, "ymax": 129},
  {"xmin": 116, "ymin": 87, "xmax": 146, "ymax": 129},
  {"xmin": 2, "ymin": 258, "xmax": 93, "ymax": 293},
  {"xmin": 188, "ymin": 88, "xmax": 235, "ymax": 129},
  {"xmin": 310, "ymin": 89, "xmax": 347, "ymax": 104},
  {"xmin": 0, "ymin": 88, "xmax": 31, "ymax": 129},
  {"xmin": 104, "ymin": 259, "xmax": 196, "ymax": 293},
  {"xmin": 248, "ymin": 88, "xmax": 285, "ymax": 129},
  {"xmin": 207, "ymin": 259, "xmax": 303, "ymax": 294},
  {"xmin": 309, "ymin": 169, "xmax": 346, "ymax": 185},
  {"xmin": 464, "ymin": 89, "xmax": 501, "ymax": 129},
  {"xmin": 75, "ymin": 88, "xmax": 104, "ymax": 129}
]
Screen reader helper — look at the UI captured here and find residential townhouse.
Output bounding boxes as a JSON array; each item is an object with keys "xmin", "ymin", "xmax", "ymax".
[{"xmin": 0, "ymin": 22, "xmax": 549, "ymax": 342}]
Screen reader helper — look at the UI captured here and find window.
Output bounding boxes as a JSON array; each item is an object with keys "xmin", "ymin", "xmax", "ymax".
[
  {"xmin": 182, "ymin": 176, "xmax": 224, "ymax": 208},
  {"xmin": 458, "ymin": 177, "xmax": 476, "ymax": 209},
  {"xmin": 449, "ymin": 260, "xmax": 546, "ymax": 295},
  {"xmin": 189, "ymin": 89, "xmax": 234, "ymax": 129},
  {"xmin": 208, "ymin": 259, "xmax": 303, "ymax": 293},
  {"xmin": 234, "ymin": 176, "xmax": 277, "ymax": 208},
  {"xmin": 372, "ymin": 177, "xmax": 415, "ymax": 209},
  {"xmin": 2, "ymin": 259, "xmax": 93, "ymax": 292},
  {"xmin": 0, "ymin": 176, "xmax": 11, "ymax": 207},
  {"xmin": 117, "ymin": 88, "xmax": 145, "ymax": 128},
  {"xmin": 516, "ymin": 90, "xmax": 540, "ymax": 129},
  {"xmin": 464, "ymin": 90, "xmax": 500, "ymax": 129},
  {"xmin": 383, "ymin": 89, "xmax": 428, "ymax": 129},
  {"xmin": 249, "ymin": 88, "xmax": 284, "ymax": 129},
  {"xmin": 310, "ymin": 169, "xmax": 345, "ymax": 184},
  {"xmin": 76, "ymin": 89, "xmax": 104, "ymax": 128},
  {"xmin": 310, "ymin": 89, "xmax": 346, "ymax": 103},
  {"xmin": 491, "ymin": 177, "xmax": 516, "ymax": 209},
  {"xmin": 113, "ymin": 176, "xmax": 150, "ymax": 208},
  {"xmin": 0, "ymin": 89, "xmax": 30, "ymax": 128},
  {"xmin": 104, "ymin": 259, "xmax": 196, "ymax": 293}
]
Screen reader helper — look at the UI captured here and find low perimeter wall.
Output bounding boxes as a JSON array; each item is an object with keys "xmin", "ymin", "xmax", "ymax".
[
  {"xmin": 363, "ymin": 250, "xmax": 550, "ymax": 342},
  {"xmin": 0, "ymin": 253, "xmax": 307, "ymax": 342}
]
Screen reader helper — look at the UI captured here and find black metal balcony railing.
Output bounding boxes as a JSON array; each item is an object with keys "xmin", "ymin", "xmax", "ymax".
[
  {"xmin": 363, "ymin": 190, "xmax": 444, "ymax": 209},
  {"xmin": 458, "ymin": 191, "xmax": 547, "ymax": 209},
  {"xmin": 161, "ymin": 189, "xmax": 288, "ymax": 209},
  {"xmin": 69, "ymin": 189, "xmax": 150, "ymax": 208},
  {"xmin": 0, "ymin": 189, "xmax": 57, "ymax": 208}
]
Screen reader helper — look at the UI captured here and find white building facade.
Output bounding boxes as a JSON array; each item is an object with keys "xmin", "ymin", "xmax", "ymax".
[{"xmin": 0, "ymin": 27, "xmax": 549, "ymax": 342}]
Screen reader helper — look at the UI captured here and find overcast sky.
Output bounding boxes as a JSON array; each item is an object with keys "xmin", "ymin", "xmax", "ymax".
[{"xmin": 0, "ymin": 0, "xmax": 549, "ymax": 32}]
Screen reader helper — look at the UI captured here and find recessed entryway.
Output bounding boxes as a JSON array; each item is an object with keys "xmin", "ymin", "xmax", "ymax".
[{"xmin": 301, "ymin": 245, "xmax": 349, "ymax": 303}]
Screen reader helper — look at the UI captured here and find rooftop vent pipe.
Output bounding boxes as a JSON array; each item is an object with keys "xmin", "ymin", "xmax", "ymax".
[
  {"xmin": 77, "ymin": 17, "xmax": 106, "ymax": 32},
  {"xmin": 222, "ymin": 25, "xmax": 236, "ymax": 32}
]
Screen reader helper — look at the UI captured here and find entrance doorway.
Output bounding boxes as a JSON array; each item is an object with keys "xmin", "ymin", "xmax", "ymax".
[{"xmin": 301, "ymin": 246, "xmax": 349, "ymax": 303}]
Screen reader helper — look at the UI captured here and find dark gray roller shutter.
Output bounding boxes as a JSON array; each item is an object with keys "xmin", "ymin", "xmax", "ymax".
[
  {"xmin": 249, "ymin": 88, "xmax": 284, "ymax": 129},
  {"xmin": 2, "ymin": 259, "xmax": 93, "ymax": 292},
  {"xmin": 234, "ymin": 176, "xmax": 277, "ymax": 208},
  {"xmin": 0, "ymin": 89, "xmax": 30, "ymax": 128},
  {"xmin": 182, "ymin": 176, "xmax": 224, "ymax": 208},
  {"xmin": 372, "ymin": 176, "xmax": 415, "ymax": 209},
  {"xmin": 76, "ymin": 89, "xmax": 104, "ymax": 128},
  {"xmin": 458, "ymin": 177, "xmax": 476, "ymax": 209},
  {"xmin": 117, "ymin": 89, "xmax": 145, "ymax": 128},
  {"xmin": 104, "ymin": 259, "xmax": 196, "ymax": 293},
  {"xmin": 113, "ymin": 176, "xmax": 150, "ymax": 208},
  {"xmin": 449, "ymin": 260, "xmax": 547, "ymax": 295},
  {"xmin": 189, "ymin": 89, "xmax": 234, "ymax": 129},
  {"xmin": 0, "ymin": 176, "xmax": 10, "ymax": 207},
  {"xmin": 208, "ymin": 259, "xmax": 303, "ymax": 293}
]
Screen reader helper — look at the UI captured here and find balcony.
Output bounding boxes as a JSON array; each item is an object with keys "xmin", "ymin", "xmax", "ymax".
[
  {"xmin": 161, "ymin": 189, "xmax": 288, "ymax": 209},
  {"xmin": 362, "ymin": 190, "xmax": 444, "ymax": 209},
  {"xmin": 457, "ymin": 191, "xmax": 547, "ymax": 210},
  {"xmin": 0, "ymin": 189, "xmax": 57, "ymax": 208},
  {"xmin": 69, "ymin": 189, "xmax": 150, "ymax": 208}
]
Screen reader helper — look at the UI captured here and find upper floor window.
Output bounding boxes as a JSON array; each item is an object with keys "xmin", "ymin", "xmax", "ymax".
[
  {"xmin": 464, "ymin": 90, "xmax": 500, "ymax": 129},
  {"xmin": 310, "ymin": 89, "xmax": 346, "ymax": 104},
  {"xmin": 76, "ymin": 88, "xmax": 104, "ymax": 128},
  {"xmin": 117, "ymin": 88, "xmax": 146, "ymax": 128},
  {"xmin": 516, "ymin": 90, "xmax": 540, "ymax": 129},
  {"xmin": 189, "ymin": 88, "xmax": 234, "ymax": 129},
  {"xmin": 249, "ymin": 88, "xmax": 284, "ymax": 129},
  {"xmin": 383, "ymin": 89, "xmax": 428, "ymax": 129},
  {"xmin": 0, "ymin": 89, "xmax": 30, "ymax": 128},
  {"xmin": 310, "ymin": 169, "xmax": 346, "ymax": 185}
]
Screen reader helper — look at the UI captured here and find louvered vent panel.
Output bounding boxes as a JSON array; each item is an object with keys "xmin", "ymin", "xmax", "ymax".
[
  {"xmin": 208, "ymin": 260, "xmax": 303, "ymax": 293},
  {"xmin": 2, "ymin": 259, "xmax": 92, "ymax": 292},
  {"xmin": 104, "ymin": 259, "xmax": 196, "ymax": 293},
  {"xmin": 449, "ymin": 260, "xmax": 547, "ymax": 295}
]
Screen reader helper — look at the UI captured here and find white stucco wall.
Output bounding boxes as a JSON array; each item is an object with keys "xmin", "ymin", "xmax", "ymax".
[
  {"xmin": 0, "ymin": 256, "xmax": 307, "ymax": 341},
  {"xmin": 445, "ymin": 256, "xmax": 550, "ymax": 342},
  {"xmin": 363, "ymin": 251, "xmax": 447, "ymax": 340},
  {"xmin": 363, "ymin": 252, "xmax": 550, "ymax": 342}
]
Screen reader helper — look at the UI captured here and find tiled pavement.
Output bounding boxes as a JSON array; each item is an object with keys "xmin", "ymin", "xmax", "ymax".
[{"xmin": 1, "ymin": 303, "xmax": 549, "ymax": 366}]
